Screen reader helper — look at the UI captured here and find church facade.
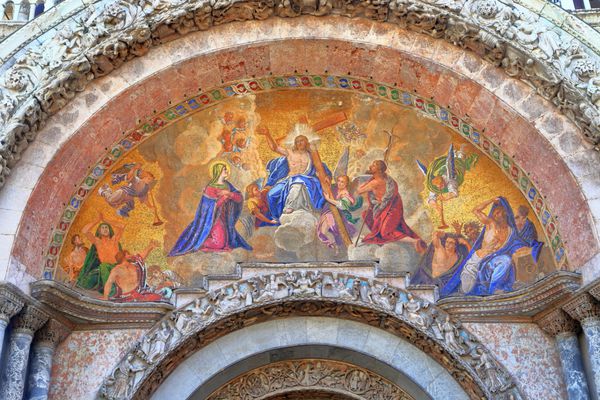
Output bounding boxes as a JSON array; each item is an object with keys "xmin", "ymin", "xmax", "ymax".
[{"xmin": 1, "ymin": 0, "xmax": 600, "ymax": 398}]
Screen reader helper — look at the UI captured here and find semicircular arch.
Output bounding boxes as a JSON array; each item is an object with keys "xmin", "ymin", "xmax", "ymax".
[{"xmin": 98, "ymin": 273, "xmax": 524, "ymax": 400}]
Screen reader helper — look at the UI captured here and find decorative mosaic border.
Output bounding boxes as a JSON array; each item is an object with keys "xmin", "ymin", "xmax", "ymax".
[{"xmin": 42, "ymin": 74, "xmax": 568, "ymax": 280}]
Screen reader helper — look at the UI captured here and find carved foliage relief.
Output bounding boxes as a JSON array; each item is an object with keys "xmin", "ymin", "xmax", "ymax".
[{"xmin": 45, "ymin": 82, "xmax": 564, "ymax": 302}]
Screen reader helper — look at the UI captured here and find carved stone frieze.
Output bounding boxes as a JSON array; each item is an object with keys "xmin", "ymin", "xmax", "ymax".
[
  {"xmin": 536, "ymin": 309, "xmax": 580, "ymax": 337},
  {"xmin": 563, "ymin": 293, "xmax": 600, "ymax": 325},
  {"xmin": 206, "ymin": 359, "xmax": 414, "ymax": 400},
  {"xmin": 12, "ymin": 305, "xmax": 49, "ymax": 336},
  {"xmin": 34, "ymin": 319, "xmax": 71, "ymax": 348},
  {"xmin": 98, "ymin": 272, "xmax": 524, "ymax": 400},
  {"xmin": 0, "ymin": 0, "xmax": 600, "ymax": 189},
  {"xmin": 0, "ymin": 283, "xmax": 25, "ymax": 324}
]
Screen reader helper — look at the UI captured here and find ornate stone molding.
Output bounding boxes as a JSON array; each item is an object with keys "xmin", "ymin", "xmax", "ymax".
[
  {"xmin": 536, "ymin": 308, "xmax": 580, "ymax": 337},
  {"xmin": 0, "ymin": 0, "xmax": 599, "ymax": 189},
  {"xmin": 0, "ymin": 282, "xmax": 25, "ymax": 324},
  {"xmin": 30, "ymin": 280, "xmax": 174, "ymax": 329},
  {"xmin": 98, "ymin": 272, "xmax": 524, "ymax": 400},
  {"xmin": 34, "ymin": 319, "xmax": 71, "ymax": 348},
  {"xmin": 435, "ymin": 271, "xmax": 581, "ymax": 322},
  {"xmin": 563, "ymin": 292, "xmax": 600, "ymax": 325},
  {"xmin": 12, "ymin": 304, "xmax": 49, "ymax": 336},
  {"xmin": 206, "ymin": 359, "xmax": 413, "ymax": 400}
]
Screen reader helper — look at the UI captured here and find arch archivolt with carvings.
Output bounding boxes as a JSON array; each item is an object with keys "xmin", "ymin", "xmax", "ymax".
[{"xmin": 98, "ymin": 272, "xmax": 524, "ymax": 400}]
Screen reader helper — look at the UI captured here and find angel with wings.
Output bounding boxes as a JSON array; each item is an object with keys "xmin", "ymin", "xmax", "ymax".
[
  {"xmin": 416, "ymin": 144, "xmax": 478, "ymax": 229},
  {"xmin": 317, "ymin": 147, "xmax": 363, "ymax": 249},
  {"xmin": 98, "ymin": 163, "xmax": 163, "ymax": 225}
]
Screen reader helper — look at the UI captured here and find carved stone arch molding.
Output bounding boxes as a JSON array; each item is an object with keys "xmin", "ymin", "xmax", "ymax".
[
  {"xmin": 98, "ymin": 273, "xmax": 524, "ymax": 400},
  {"xmin": 0, "ymin": 0, "xmax": 600, "ymax": 194}
]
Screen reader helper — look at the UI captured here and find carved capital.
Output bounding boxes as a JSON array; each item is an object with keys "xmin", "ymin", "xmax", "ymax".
[
  {"xmin": 12, "ymin": 305, "xmax": 49, "ymax": 336},
  {"xmin": 563, "ymin": 293, "xmax": 600, "ymax": 325},
  {"xmin": 536, "ymin": 309, "xmax": 579, "ymax": 337},
  {"xmin": 34, "ymin": 319, "xmax": 71, "ymax": 349},
  {"xmin": 0, "ymin": 287, "xmax": 25, "ymax": 324},
  {"xmin": 589, "ymin": 282, "xmax": 600, "ymax": 303}
]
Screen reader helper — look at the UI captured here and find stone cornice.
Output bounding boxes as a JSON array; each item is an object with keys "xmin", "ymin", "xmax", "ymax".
[
  {"xmin": 434, "ymin": 271, "xmax": 581, "ymax": 322},
  {"xmin": 30, "ymin": 280, "xmax": 174, "ymax": 330},
  {"xmin": 0, "ymin": 0, "xmax": 600, "ymax": 190}
]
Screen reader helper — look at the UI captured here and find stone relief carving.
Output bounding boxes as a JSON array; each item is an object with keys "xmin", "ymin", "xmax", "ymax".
[
  {"xmin": 98, "ymin": 272, "xmax": 523, "ymax": 400},
  {"xmin": 12, "ymin": 305, "xmax": 49, "ymax": 335},
  {"xmin": 0, "ymin": 0, "xmax": 599, "ymax": 189},
  {"xmin": 34, "ymin": 319, "xmax": 71, "ymax": 348},
  {"xmin": 206, "ymin": 359, "xmax": 414, "ymax": 400},
  {"xmin": 0, "ymin": 287, "xmax": 25, "ymax": 323}
]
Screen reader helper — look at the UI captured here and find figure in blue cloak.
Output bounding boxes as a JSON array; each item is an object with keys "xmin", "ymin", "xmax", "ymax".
[
  {"xmin": 440, "ymin": 197, "xmax": 541, "ymax": 297},
  {"xmin": 259, "ymin": 130, "xmax": 331, "ymax": 220},
  {"xmin": 168, "ymin": 162, "xmax": 251, "ymax": 256},
  {"xmin": 514, "ymin": 204, "xmax": 544, "ymax": 258}
]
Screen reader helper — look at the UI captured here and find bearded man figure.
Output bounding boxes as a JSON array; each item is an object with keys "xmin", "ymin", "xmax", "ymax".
[
  {"xmin": 258, "ymin": 127, "xmax": 331, "ymax": 219},
  {"xmin": 356, "ymin": 160, "xmax": 425, "ymax": 252}
]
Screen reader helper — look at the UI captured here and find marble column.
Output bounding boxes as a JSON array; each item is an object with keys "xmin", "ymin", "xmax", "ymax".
[
  {"xmin": 0, "ymin": 305, "xmax": 48, "ymax": 400},
  {"xmin": 26, "ymin": 320, "xmax": 70, "ymax": 400},
  {"xmin": 564, "ymin": 293, "xmax": 600, "ymax": 399},
  {"xmin": 0, "ymin": 285, "xmax": 25, "ymax": 361},
  {"xmin": 539, "ymin": 309, "xmax": 590, "ymax": 400}
]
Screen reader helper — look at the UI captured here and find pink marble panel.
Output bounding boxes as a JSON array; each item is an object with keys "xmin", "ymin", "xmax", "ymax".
[
  {"xmin": 464, "ymin": 322, "xmax": 567, "ymax": 400},
  {"xmin": 49, "ymin": 329, "xmax": 145, "ymax": 400}
]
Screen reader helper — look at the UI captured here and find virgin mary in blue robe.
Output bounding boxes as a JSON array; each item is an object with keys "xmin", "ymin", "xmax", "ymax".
[
  {"xmin": 169, "ymin": 163, "xmax": 251, "ymax": 256},
  {"xmin": 440, "ymin": 197, "xmax": 540, "ymax": 297}
]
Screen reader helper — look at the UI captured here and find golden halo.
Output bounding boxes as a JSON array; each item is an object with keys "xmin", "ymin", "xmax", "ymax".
[{"xmin": 208, "ymin": 159, "xmax": 230, "ymax": 174}]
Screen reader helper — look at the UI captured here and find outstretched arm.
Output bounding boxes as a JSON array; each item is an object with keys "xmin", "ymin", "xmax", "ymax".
[
  {"xmin": 82, "ymin": 213, "xmax": 102, "ymax": 244},
  {"xmin": 432, "ymin": 231, "xmax": 443, "ymax": 249},
  {"xmin": 139, "ymin": 240, "xmax": 160, "ymax": 260},
  {"xmin": 257, "ymin": 127, "xmax": 287, "ymax": 156},
  {"xmin": 472, "ymin": 198, "xmax": 497, "ymax": 225}
]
